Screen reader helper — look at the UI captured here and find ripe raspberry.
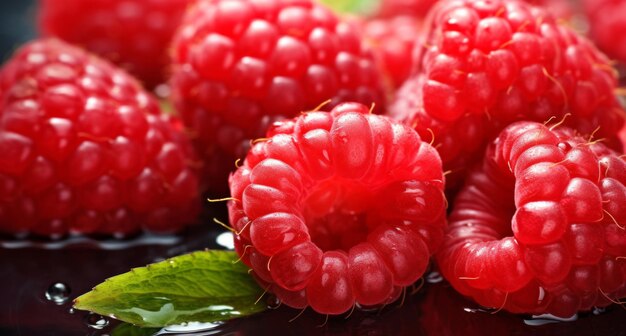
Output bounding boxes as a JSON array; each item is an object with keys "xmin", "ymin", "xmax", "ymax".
[
  {"xmin": 390, "ymin": 0, "xmax": 624, "ymax": 189},
  {"xmin": 0, "ymin": 39, "xmax": 200, "ymax": 238},
  {"xmin": 583, "ymin": 0, "xmax": 626, "ymax": 65},
  {"xmin": 375, "ymin": 0, "xmax": 439, "ymax": 18},
  {"xmin": 373, "ymin": 0, "xmax": 572, "ymax": 20},
  {"xmin": 437, "ymin": 121, "xmax": 626, "ymax": 318},
  {"xmin": 228, "ymin": 102, "xmax": 446, "ymax": 314},
  {"xmin": 38, "ymin": 0, "xmax": 192, "ymax": 88},
  {"xmin": 170, "ymin": 0, "xmax": 386, "ymax": 195},
  {"xmin": 361, "ymin": 16, "xmax": 423, "ymax": 89}
]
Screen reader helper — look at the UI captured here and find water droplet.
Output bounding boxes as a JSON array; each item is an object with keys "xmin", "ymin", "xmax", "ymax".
[
  {"xmin": 159, "ymin": 322, "xmax": 224, "ymax": 334},
  {"xmin": 463, "ymin": 307, "xmax": 494, "ymax": 314},
  {"xmin": 83, "ymin": 312, "xmax": 109, "ymax": 329},
  {"xmin": 216, "ymin": 231, "xmax": 234, "ymax": 250},
  {"xmin": 523, "ymin": 313, "xmax": 578, "ymax": 326},
  {"xmin": 45, "ymin": 282, "xmax": 71, "ymax": 304},
  {"xmin": 68, "ymin": 308, "xmax": 75, "ymax": 314},
  {"xmin": 593, "ymin": 307, "xmax": 607, "ymax": 315},
  {"xmin": 266, "ymin": 294, "xmax": 281, "ymax": 309},
  {"xmin": 355, "ymin": 302, "xmax": 382, "ymax": 312},
  {"xmin": 425, "ymin": 271, "xmax": 443, "ymax": 284}
]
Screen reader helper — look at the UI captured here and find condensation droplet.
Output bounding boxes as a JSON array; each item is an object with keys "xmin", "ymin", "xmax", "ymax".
[
  {"xmin": 266, "ymin": 294, "xmax": 281, "ymax": 309},
  {"xmin": 84, "ymin": 312, "xmax": 109, "ymax": 329},
  {"xmin": 45, "ymin": 282, "xmax": 71, "ymax": 304},
  {"xmin": 68, "ymin": 308, "xmax": 75, "ymax": 314}
]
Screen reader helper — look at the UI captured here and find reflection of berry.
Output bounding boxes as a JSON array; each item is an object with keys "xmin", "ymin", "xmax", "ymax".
[
  {"xmin": 390, "ymin": 0, "xmax": 624, "ymax": 189},
  {"xmin": 171, "ymin": 0, "xmax": 386, "ymax": 195},
  {"xmin": 0, "ymin": 39, "xmax": 200, "ymax": 238},
  {"xmin": 38, "ymin": 0, "xmax": 192, "ymax": 88},
  {"xmin": 228, "ymin": 103, "xmax": 446, "ymax": 314},
  {"xmin": 437, "ymin": 121, "xmax": 626, "ymax": 318},
  {"xmin": 583, "ymin": 0, "xmax": 626, "ymax": 65}
]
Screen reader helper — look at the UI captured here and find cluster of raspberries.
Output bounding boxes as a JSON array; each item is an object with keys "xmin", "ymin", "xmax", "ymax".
[{"xmin": 1, "ymin": 0, "xmax": 625, "ymax": 319}]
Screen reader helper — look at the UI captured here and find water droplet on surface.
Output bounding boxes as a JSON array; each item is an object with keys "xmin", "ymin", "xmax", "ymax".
[
  {"xmin": 463, "ymin": 307, "xmax": 494, "ymax": 314},
  {"xmin": 425, "ymin": 271, "xmax": 443, "ymax": 284},
  {"xmin": 355, "ymin": 302, "xmax": 382, "ymax": 312},
  {"xmin": 523, "ymin": 313, "xmax": 578, "ymax": 326},
  {"xmin": 45, "ymin": 282, "xmax": 71, "ymax": 304},
  {"xmin": 68, "ymin": 308, "xmax": 75, "ymax": 314},
  {"xmin": 84, "ymin": 312, "xmax": 109, "ymax": 329},
  {"xmin": 266, "ymin": 294, "xmax": 281, "ymax": 309},
  {"xmin": 158, "ymin": 321, "xmax": 224, "ymax": 335},
  {"xmin": 216, "ymin": 231, "xmax": 234, "ymax": 250},
  {"xmin": 593, "ymin": 307, "xmax": 606, "ymax": 315}
]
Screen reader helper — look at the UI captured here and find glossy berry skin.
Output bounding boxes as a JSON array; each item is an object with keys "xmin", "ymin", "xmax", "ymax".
[
  {"xmin": 390, "ymin": 0, "xmax": 624, "ymax": 189},
  {"xmin": 437, "ymin": 121, "xmax": 626, "ymax": 318},
  {"xmin": 38, "ymin": 0, "xmax": 193, "ymax": 88},
  {"xmin": 0, "ymin": 39, "xmax": 200, "ymax": 238},
  {"xmin": 228, "ymin": 102, "xmax": 446, "ymax": 314},
  {"xmin": 171, "ymin": 0, "xmax": 386, "ymax": 195},
  {"xmin": 583, "ymin": 0, "xmax": 626, "ymax": 65},
  {"xmin": 374, "ymin": 0, "xmax": 572, "ymax": 20},
  {"xmin": 361, "ymin": 16, "xmax": 423, "ymax": 89},
  {"xmin": 375, "ymin": 0, "xmax": 439, "ymax": 18}
]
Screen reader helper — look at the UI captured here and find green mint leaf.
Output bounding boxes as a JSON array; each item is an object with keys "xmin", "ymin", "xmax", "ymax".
[
  {"xmin": 74, "ymin": 250, "xmax": 266, "ymax": 328},
  {"xmin": 110, "ymin": 323, "xmax": 159, "ymax": 336}
]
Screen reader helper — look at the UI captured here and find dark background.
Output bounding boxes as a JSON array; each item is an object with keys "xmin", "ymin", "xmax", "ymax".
[{"xmin": 0, "ymin": 0, "xmax": 36, "ymax": 61}]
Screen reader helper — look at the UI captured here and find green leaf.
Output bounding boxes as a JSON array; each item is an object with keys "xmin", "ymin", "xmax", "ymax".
[
  {"xmin": 74, "ymin": 250, "xmax": 266, "ymax": 328},
  {"xmin": 318, "ymin": 0, "xmax": 379, "ymax": 15},
  {"xmin": 110, "ymin": 323, "xmax": 159, "ymax": 336}
]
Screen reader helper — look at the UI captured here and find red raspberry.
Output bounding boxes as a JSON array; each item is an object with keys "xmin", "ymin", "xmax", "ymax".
[
  {"xmin": 374, "ymin": 0, "xmax": 572, "ymax": 20},
  {"xmin": 375, "ymin": 0, "xmax": 439, "ymax": 18},
  {"xmin": 361, "ymin": 15, "xmax": 423, "ymax": 89},
  {"xmin": 390, "ymin": 0, "xmax": 624, "ymax": 189},
  {"xmin": 437, "ymin": 121, "xmax": 626, "ymax": 318},
  {"xmin": 170, "ymin": 0, "xmax": 386, "ymax": 195},
  {"xmin": 0, "ymin": 39, "xmax": 200, "ymax": 238},
  {"xmin": 227, "ymin": 102, "xmax": 446, "ymax": 314},
  {"xmin": 583, "ymin": 0, "xmax": 626, "ymax": 65},
  {"xmin": 38, "ymin": 0, "xmax": 192, "ymax": 88}
]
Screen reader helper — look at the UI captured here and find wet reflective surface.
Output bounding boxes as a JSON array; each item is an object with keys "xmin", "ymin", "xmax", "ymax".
[{"xmin": 2, "ymin": 204, "xmax": 625, "ymax": 336}]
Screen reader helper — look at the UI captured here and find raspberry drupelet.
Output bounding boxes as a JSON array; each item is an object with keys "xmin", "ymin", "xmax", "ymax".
[
  {"xmin": 0, "ymin": 39, "xmax": 200, "ymax": 238},
  {"xmin": 437, "ymin": 121, "xmax": 626, "ymax": 318},
  {"xmin": 583, "ymin": 0, "xmax": 626, "ymax": 66},
  {"xmin": 227, "ymin": 102, "xmax": 446, "ymax": 314},
  {"xmin": 170, "ymin": 0, "xmax": 387, "ymax": 195},
  {"xmin": 390, "ymin": 0, "xmax": 625, "ymax": 189},
  {"xmin": 38, "ymin": 0, "xmax": 193, "ymax": 89}
]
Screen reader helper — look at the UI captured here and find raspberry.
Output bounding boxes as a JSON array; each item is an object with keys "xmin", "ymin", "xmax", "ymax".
[
  {"xmin": 38, "ymin": 0, "xmax": 192, "ymax": 88},
  {"xmin": 437, "ymin": 121, "xmax": 626, "ymax": 318},
  {"xmin": 375, "ymin": 0, "xmax": 439, "ymax": 18},
  {"xmin": 390, "ymin": 0, "xmax": 624, "ymax": 189},
  {"xmin": 374, "ymin": 0, "xmax": 572, "ymax": 20},
  {"xmin": 0, "ymin": 39, "xmax": 200, "ymax": 238},
  {"xmin": 583, "ymin": 0, "xmax": 626, "ymax": 65},
  {"xmin": 361, "ymin": 16, "xmax": 423, "ymax": 89},
  {"xmin": 227, "ymin": 102, "xmax": 446, "ymax": 314},
  {"xmin": 170, "ymin": 0, "xmax": 386, "ymax": 195}
]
